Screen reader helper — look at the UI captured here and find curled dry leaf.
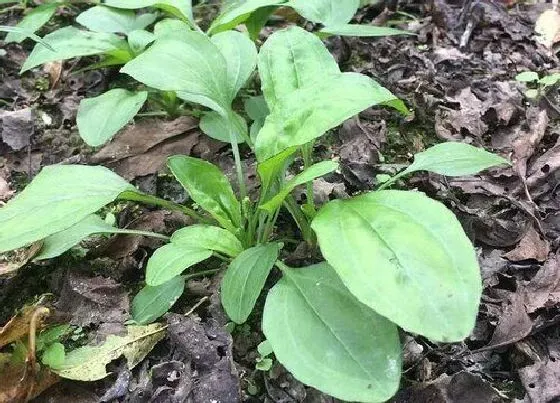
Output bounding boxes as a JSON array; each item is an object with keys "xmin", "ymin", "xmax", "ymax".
[{"xmin": 0, "ymin": 242, "xmax": 43, "ymax": 279}]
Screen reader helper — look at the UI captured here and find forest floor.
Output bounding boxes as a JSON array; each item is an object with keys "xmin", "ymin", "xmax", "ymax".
[{"xmin": 1, "ymin": 1, "xmax": 560, "ymax": 402}]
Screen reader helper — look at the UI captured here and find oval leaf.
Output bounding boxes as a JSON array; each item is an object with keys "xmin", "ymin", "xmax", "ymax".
[
  {"xmin": 312, "ymin": 190, "xmax": 482, "ymax": 342},
  {"xmin": 5, "ymin": 3, "xmax": 57, "ymax": 43},
  {"xmin": 76, "ymin": 6, "xmax": 156, "ymax": 34},
  {"xmin": 21, "ymin": 26, "xmax": 131, "ymax": 72},
  {"xmin": 221, "ymin": 243, "xmax": 281, "ymax": 324},
  {"xmin": 170, "ymin": 225, "xmax": 243, "ymax": 257},
  {"xmin": 259, "ymin": 160, "xmax": 338, "ymax": 213},
  {"xmin": 263, "ymin": 262, "xmax": 401, "ymax": 402},
  {"xmin": 200, "ymin": 110, "xmax": 247, "ymax": 144},
  {"xmin": 287, "ymin": 0, "xmax": 359, "ymax": 26},
  {"xmin": 211, "ymin": 30, "xmax": 257, "ymax": 101},
  {"xmin": 132, "ymin": 276, "xmax": 186, "ymax": 324},
  {"xmin": 77, "ymin": 89, "xmax": 147, "ymax": 147},
  {"xmin": 208, "ymin": 0, "xmax": 286, "ymax": 34},
  {"xmin": 121, "ymin": 34, "xmax": 231, "ymax": 114},
  {"xmin": 402, "ymin": 142, "xmax": 511, "ymax": 177},
  {"xmin": 153, "ymin": 18, "xmax": 191, "ymax": 39},
  {"xmin": 0, "ymin": 165, "xmax": 134, "ymax": 253},
  {"xmin": 167, "ymin": 156, "xmax": 242, "ymax": 232}
]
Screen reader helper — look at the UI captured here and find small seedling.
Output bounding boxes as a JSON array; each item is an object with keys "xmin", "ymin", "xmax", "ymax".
[{"xmin": 515, "ymin": 70, "xmax": 560, "ymax": 99}]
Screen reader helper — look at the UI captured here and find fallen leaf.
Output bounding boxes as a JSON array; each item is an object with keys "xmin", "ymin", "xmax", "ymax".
[
  {"xmin": 526, "ymin": 135, "xmax": 560, "ymax": 198},
  {"xmin": 522, "ymin": 252, "xmax": 560, "ymax": 314},
  {"xmin": 0, "ymin": 242, "xmax": 43, "ymax": 279},
  {"xmin": 0, "ymin": 361, "xmax": 59, "ymax": 403},
  {"xmin": 512, "ymin": 108, "xmax": 549, "ymax": 179},
  {"xmin": 503, "ymin": 225, "xmax": 549, "ymax": 262},
  {"xmin": 54, "ymin": 324, "xmax": 165, "ymax": 381},
  {"xmin": 0, "ymin": 174, "xmax": 13, "ymax": 201},
  {"xmin": 43, "ymin": 61, "xmax": 62, "ymax": 89},
  {"xmin": 0, "ymin": 304, "xmax": 48, "ymax": 349},
  {"xmin": 518, "ymin": 352, "xmax": 560, "ymax": 402},
  {"xmin": 487, "ymin": 292, "xmax": 533, "ymax": 348},
  {"xmin": 435, "ymin": 88, "xmax": 488, "ymax": 140},
  {"xmin": 0, "ymin": 108, "xmax": 34, "ymax": 151},
  {"xmin": 535, "ymin": 9, "xmax": 560, "ymax": 49}
]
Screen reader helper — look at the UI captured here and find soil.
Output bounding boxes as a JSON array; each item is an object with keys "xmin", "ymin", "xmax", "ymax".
[{"xmin": 2, "ymin": 0, "xmax": 560, "ymax": 402}]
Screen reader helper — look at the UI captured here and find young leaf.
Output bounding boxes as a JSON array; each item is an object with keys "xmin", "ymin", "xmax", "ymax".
[
  {"xmin": 311, "ymin": 190, "xmax": 482, "ymax": 342},
  {"xmin": 400, "ymin": 142, "xmax": 510, "ymax": 177},
  {"xmin": 146, "ymin": 225, "xmax": 242, "ymax": 286},
  {"xmin": 258, "ymin": 26, "xmax": 340, "ymax": 109},
  {"xmin": 21, "ymin": 27, "xmax": 131, "ymax": 72},
  {"xmin": 105, "ymin": 0, "xmax": 194, "ymax": 26},
  {"xmin": 54, "ymin": 324, "xmax": 165, "ymax": 381},
  {"xmin": 263, "ymin": 262, "xmax": 401, "ymax": 402},
  {"xmin": 515, "ymin": 71, "xmax": 539, "ymax": 82},
  {"xmin": 0, "ymin": 165, "xmax": 134, "ymax": 253},
  {"xmin": 127, "ymin": 29, "xmax": 156, "ymax": 54},
  {"xmin": 77, "ymin": 89, "xmax": 147, "ymax": 147},
  {"xmin": 287, "ymin": 0, "xmax": 359, "ymax": 26},
  {"xmin": 211, "ymin": 30, "xmax": 257, "ymax": 101},
  {"xmin": 41, "ymin": 342, "xmax": 65, "ymax": 370},
  {"xmin": 259, "ymin": 160, "xmax": 338, "ymax": 213},
  {"xmin": 5, "ymin": 3, "xmax": 57, "ymax": 44},
  {"xmin": 221, "ymin": 243, "xmax": 281, "ymax": 324},
  {"xmin": 121, "ymin": 34, "xmax": 231, "ymax": 114},
  {"xmin": 245, "ymin": 5, "xmax": 277, "ymax": 40},
  {"xmin": 200, "ymin": 111, "xmax": 247, "ymax": 144},
  {"xmin": 255, "ymin": 73, "xmax": 406, "ymax": 161},
  {"xmin": 76, "ymin": 6, "xmax": 156, "ymax": 34},
  {"xmin": 131, "ymin": 276, "xmax": 186, "ymax": 324},
  {"xmin": 153, "ymin": 18, "xmax": 191, "ymax": 39},
  {"xmin": 321, "ymin": 24, "xmax": 409, "ymax": 37},
  {"xmin": 34, "ymin": 213, "xmax": 167, "ymax": 261},
  {"xmin": 539, "ymin": 72, "xmax": 560, "ymax": 86},
  {"xmin": 167, "ymin": 156, "xmax": 242, "ymax": 232},
  {"xmin": 208, "ymin": 0, "xmax": 286, "ymax": 35}
]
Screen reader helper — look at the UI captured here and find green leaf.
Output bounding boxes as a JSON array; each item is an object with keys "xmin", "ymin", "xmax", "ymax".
[
  {"xmin": 211, "ymin": 30, "xmax": 257, "ymax": 101},
  {"xmin": 287, "ymin": 0, "xmax": 359, "ymax": 25},
  {"xmin": 105, "ymin": 0, "xmax": 194, "ymax": 26},
  {"xmin": 259, "ymin": 160, "xmax": 338, "ymax": 213},
  {"xmin": 539, "ymin": 72, "xmax": 560, "ymax": 86},
  {"xmin": 21, "ymin": 26, "xmax": 131, "ymax": 72},
  {"xmin": 146, "ymin": 225, "xmax": 242, "ymax": 285},
  {"xmin": 0, "ymin": 165, "xmax": 134, "ymax": 253},
  {"xmin": 401, "ymin": 142, "xmax": 510, "ymax": 177},
  {"xmin": 153, "ymin": 18, "xmax": 191, "ymax": 39},
  {"xmin": 127, "ymin": 29, "xmax": 156, "ymax": 54},
  {"xmin": 37, "ymin": 325, "xmax": 72, "ymax": 352},
  {"xmin": 208, "ymin": 0, "xmax": 286, "ymax": 35},
  {"xmin": 311, "ymin": 190, "xmax": 482, "ymax": 342},
  {"xmin": 256, "ymin": 146, "xmax": 297, "ymax": 200},
  {"xmin": 245, "ymin": 95, "xmax": 269, "ymax": 122},
  {"xmin": 515, "ymin": 71, "xmax": 539, "ymax": 82},
  {"xmin": 263, "ymin": 262, "xmax": 401, "ymax": 402},
  {"xmin": 200, "ymin": 110, "xmax": 247, "ymax": 144},
  {"xmin": 41, "ymin": 342, "xmax": 65, "ymax": 370},
  {"xmin": 121, "ymin": 33, "xmax": 231, "ymax": 114},
  {"xmin": 131, "ymin": 276, "xmax": 186, "ymax": 324},
  {"xmin": 76, "ymin": 6, "xmax": 156, "ymax": 34},
  {"xmin": 257, "ymin": 340, "xmax": 273, "ymax": 356},
  {"xmin": 245, "ymin": 5, "xmax": 276, "ymax": 40},
  {"xmin": 221, "ymin": 243, "xmax": 280, "ymax": 324},
  {"xmin": 77, "ymin": 89, "xmax": 147, "ymax": 147},
  {"xmin": 54, "ymin": 324, "xmax": 165, "ymax": 381},
  {"xmin": 167, "ymin": 156, "xmax": 242, "ymax": 232},
  {"xmin": 257, "ymin": 26, "xmax": 340, "ymax": 110},
  {"xmin": 5, "ymin": 3, "xmax": 57, "ymax": 44},
  {"xmin": 321, "ymin": 23, "xmax": 410, "ymax": 37},
  {"xmin": 255, "ymin": 73, "xmax": 405, "ymax": 161}
]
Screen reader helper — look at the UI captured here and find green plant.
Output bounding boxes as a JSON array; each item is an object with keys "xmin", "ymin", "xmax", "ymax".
[
  {"xmin": 0, "ymin": 3, "xmax": 512, "ymax": 401},
  {"xmin": 515, "ymin": 70, "xmax": 560, "ymax": 99}
]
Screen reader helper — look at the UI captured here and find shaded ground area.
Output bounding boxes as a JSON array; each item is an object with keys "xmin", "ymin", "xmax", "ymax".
[{"xmin": 1, "ymin": 1, "xmax": 560, "ymax": 402}]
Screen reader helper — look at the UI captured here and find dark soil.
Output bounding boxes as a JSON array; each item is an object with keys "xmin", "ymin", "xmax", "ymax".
[{"xmin": 2, "ymin": 1, "xmax": 560, "ymax": 402}]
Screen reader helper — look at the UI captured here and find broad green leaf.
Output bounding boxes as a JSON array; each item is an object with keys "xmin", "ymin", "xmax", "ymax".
[
  {"xmin": 211, "ymin": 30, "xmax": 257, "ymax": 101},
  {"xmin": 33, "ymin": 213, "xmax": 166, "ymax": 261},
  {"xmin": 539, "ymin": 72, "xmax": 560, "ymax": 86},
  {"xmin": 37, "ymin": 325, "xmax": 72, "ymax": 352},
  {"xmin": 127, "ymin": 29, "xmax": 156, "ymax": 54},
  {"xmin": 153, "ymin": 18, "xmax": 191, "ymax": 39},
  {"xmin": 0, "ymin": 25, "xmax": 53, "ymax": 49},
  {"xmin": 0, "ymin": 165, "xmax": 134, "ymax": 253},
  {"xmin": 312, "ymin": 190, "xmax": 482, "ymax": 342},
  {"xmin": 259, "ymin": 160, "xmax": 338, "ymax": 213},
  {"xmin": 263, "ymin": 262, "xmax": 401, "ymax": 402},
  {"xmin": 287, "ymin": 0, "xmax": 359, "ymax": 25},
  {"xmin": 200, "ymin": 111, "xmax": 247, "ymax": 144},
  {"xmin": 21, "ymin": 26, "xmax": 131, "ymax": 72},
  {"xmin": 401, "ymin": 142, "xmax": 510, "ymax": 177},
  {"xmin": 321, "ymin": 24, "xmax": 409, "ymax": 37},
  {"xmin": 208, "ymin": 0, "xmax": 286, "ymax": 34},
  {"xmin": 132, "ymin": 276, "xmax": 186, "ymax": 324},
  {"xmin": 5, "ymin": 3, "xmax": 57, "ymax": 44},
  {"xmin": 76, "ymin": 6, "xmax": 156, "ymax": 34},
  {"xmin": 146, "ymin": 225, "xmax": 243, "ymax": 285},
  {"xmin": 77, "ymin": 89, "xmax": 147, "ymax": 147},
  {"xmin": 167, "ymin": 156, "xmax": 242, "ymax": 232},
  {"xmin": 221, "ymin": 243, "xmax": 280, "ymax": 324},
  {"xmin": 258, "ymin": 26, "xmax": 340, "ymax": 109},
  {"xmin": 55, "ymin": 324, "xmax": 165, "ymax": 381},
  {"xmin": 41, "ymin": 342, "xmax": 65, "ymax": 370},
  {"xmin": 121, "ymin": 34, "xmax": 231, "ymax": 114},
  {"xmin": 515, "ymin": 71, "xmax": 539, "ymax": 82},
  {"xmin": 105, "ymin": 0, "xmax": 194, "ymax": 26},
  {"xmin": 255, "ymin": 73, "xmax": 406, "ymax": 161}
]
